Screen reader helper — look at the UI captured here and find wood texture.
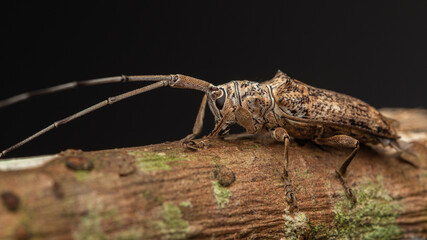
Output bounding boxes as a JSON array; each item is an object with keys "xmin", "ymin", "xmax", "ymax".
[{"xmin": 0, "ymin": 108, "xmax": 426, "ymax": 240}]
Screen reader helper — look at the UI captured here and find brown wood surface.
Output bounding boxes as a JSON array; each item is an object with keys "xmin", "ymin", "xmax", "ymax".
[{"xmin": 0, "ymin": 108, "xmax": 426, "ymax": 240}]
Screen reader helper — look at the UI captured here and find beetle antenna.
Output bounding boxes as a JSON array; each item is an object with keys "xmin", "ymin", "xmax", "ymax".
[
  {"xmin": 0, "ymin": 75, "xmax": 172, "ymax": 108},
  {"xmin": 0, "ymin": 80, "xmax": 168, "ymax": 159}
]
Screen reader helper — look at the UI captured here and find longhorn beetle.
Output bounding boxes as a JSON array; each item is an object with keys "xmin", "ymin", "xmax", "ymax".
[{"xmin": 0, "ymin": 70, "xmax": 406, "ymax": 205}]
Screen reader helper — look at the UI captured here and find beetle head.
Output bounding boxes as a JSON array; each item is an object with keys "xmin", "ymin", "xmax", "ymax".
[{"xmin": 207, "ymin": 84, "xmax": 237, "ymax": 134}]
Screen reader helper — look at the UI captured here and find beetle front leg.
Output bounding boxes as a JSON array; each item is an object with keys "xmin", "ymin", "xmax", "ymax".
[
  {"xmin": 183, "ymin": 105, "xmax": 235, "ymax": 150},
  {"xmin": 271, "ymin": 128, "xmax": 297, "ymax": 209},
  {"xmin": 181, "ymin": 94, "xmax": 207, "ymax": 149},
  {"xmin": 314, "ymin": 135, "xmax": 359, "ymax": 203}
]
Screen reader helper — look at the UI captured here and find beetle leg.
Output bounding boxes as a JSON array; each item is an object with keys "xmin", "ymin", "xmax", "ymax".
[
  {"xmin": 234, "ymin": 106, "xmax": 256, "ymax": 134},
  {"xmin": 181, "ymin": 94, "xmax": 207, "ymax": 146},
  {"xmin": 271, "ymin": 128, "xmax": 297, "ymax": 209},
  {"xmin": 183, "ymin": 106, "xmax": 235, "ymax": 150},
  {"xmin": 314, "ymin": 135, "xmax": 359, "ymax": 203}
]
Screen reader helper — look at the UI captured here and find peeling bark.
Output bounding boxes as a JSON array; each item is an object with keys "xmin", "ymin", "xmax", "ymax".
[{"xmin": 0, "ymin": 108, "xmax": 426, "ymax": 240}]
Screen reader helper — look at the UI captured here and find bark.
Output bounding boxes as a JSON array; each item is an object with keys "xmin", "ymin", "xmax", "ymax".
[{"xmin": 0, "ymin": 108, "xmax": 426, "ymax": 240}]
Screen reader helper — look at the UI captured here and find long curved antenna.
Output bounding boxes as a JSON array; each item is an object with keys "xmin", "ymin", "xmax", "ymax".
[
  {"xmin": 0, "ymin": 74, "xmax": 214, "ymax": 159},
  {"xmin": 0, "ymin": 75, "xmax": 171, "ymax": 108},
  {"xmin": 0, "ymin": 80, "xmax": 168, "ymax": 159}
]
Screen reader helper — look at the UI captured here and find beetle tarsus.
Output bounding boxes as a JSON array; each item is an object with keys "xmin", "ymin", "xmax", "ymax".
[
  {"xmin": 182, "ymin": 139, "xmax": 210, "ymax": 150},
  {"xmin": 335, "ymin": 170, "xmax": 357, "ymax": 204},
  {"xmin": 282, "ymin": 171, "xmax": 298, "ymax": 210}
]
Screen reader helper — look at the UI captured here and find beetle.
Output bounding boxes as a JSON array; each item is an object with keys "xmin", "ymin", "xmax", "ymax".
[{"xmin": 0, "ymin": 70, "xmax": 406, "ymax": 206}]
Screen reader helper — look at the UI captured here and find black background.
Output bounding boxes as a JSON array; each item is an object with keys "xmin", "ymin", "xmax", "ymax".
[{"xmin": 1, "ymin": 1, "xmax": 426, "ymax": 158}]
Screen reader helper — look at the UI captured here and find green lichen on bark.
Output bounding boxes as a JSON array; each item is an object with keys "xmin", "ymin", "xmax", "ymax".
[
  {"xmin": 295, "ymin": 169, "xmax": 313, "ymax": 179},
  {"xmin": 127, "ymin": 151, "xmax": 187, "ymax": 172},
  {"xmin": 280, "ymin": 176, "xmax": 402, "ymax": 240},
  {"xmin": 212, "ymin": 180, "xmax": 232, "ymax": 208},
  {"xmin": 179, "ymin": 201, "xmax": 192, "ymax": 208},
  {"xmin": 330, "ymin": 176, "xmax": 402, "ymax": 240},
  {"xmin": 113, "ymin": 229, "xmax": 144, "ymax": 240},
  {"xmin": 72, "ymin": 205, "xmax": 145, "ymax": 240},
  {"xmin": 75, "ymin": 170, "xmax": 91, "ymax": 182},
  {"xmin": 73, "ymin": 208, "xmax": 106, "ymax": 240},
  {"xmin": 152, "ymin": 202, "xmax": 189, "ymax": 240},
  {"xmin": 280, "ymin": 208, "xmax": 325, "ymax": 240},
  {"xmin": 281, "ymin": 212, "xmax": 311, "ymax": 240}
]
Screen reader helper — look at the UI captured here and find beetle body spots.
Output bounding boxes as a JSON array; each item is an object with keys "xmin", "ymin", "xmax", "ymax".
[{"xmin": 268, "ymin": 70, "xmax": 398, "ymax": 141}]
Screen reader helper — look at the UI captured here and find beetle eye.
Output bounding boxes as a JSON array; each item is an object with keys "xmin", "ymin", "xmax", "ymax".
[{"xmin": 215, "ymin": 89, "xmax": 226, "ymax": 110}]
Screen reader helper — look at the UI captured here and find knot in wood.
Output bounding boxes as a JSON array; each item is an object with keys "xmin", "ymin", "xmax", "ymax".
[
  {"xmin": 65, "ymin": 156, "xmax": 93, "ymax": 171},
  {"xmin": 1, "ymin": 191, "xmax": 20, "ymax": 212},
  {"xmin": 213, "ymin": 165, "xmax": 236, "ymax": 187}
]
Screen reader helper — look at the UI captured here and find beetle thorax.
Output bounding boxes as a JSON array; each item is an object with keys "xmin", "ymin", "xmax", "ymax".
[{"xmin": 208, "ymin": 81, "xmax": 275, "ymax": 134}]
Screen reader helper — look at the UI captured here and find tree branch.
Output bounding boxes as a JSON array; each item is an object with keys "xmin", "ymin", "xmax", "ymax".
[{"xmin": 0, "ymin": 108, "xmax": 426, "ymax": 239}]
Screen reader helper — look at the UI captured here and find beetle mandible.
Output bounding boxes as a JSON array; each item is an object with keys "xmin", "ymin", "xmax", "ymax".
[{"xmin": 0, "ymin": 70, "xmax": 407, "ymax": 205}]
